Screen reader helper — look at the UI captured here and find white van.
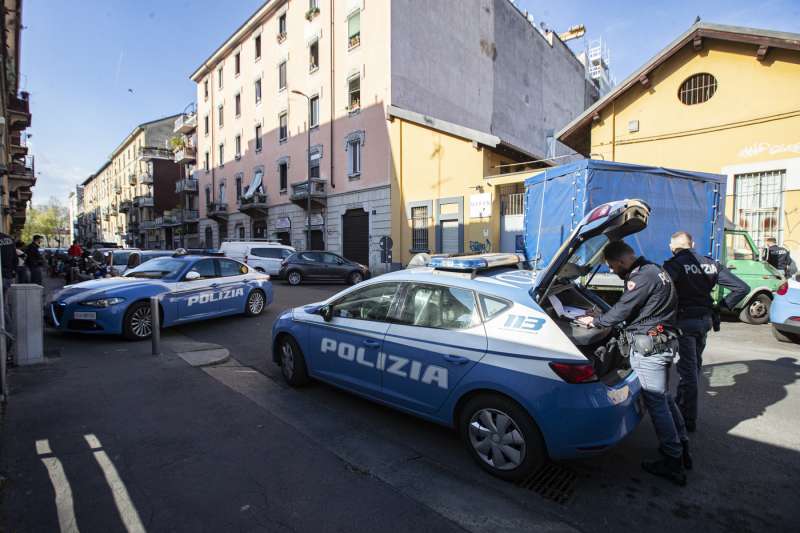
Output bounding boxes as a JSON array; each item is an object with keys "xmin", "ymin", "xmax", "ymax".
[{"xmin": 219, "ymin": 241, "xmax": 295, "ymax": 275}]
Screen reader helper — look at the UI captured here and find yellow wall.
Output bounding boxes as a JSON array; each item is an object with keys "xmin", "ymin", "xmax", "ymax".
[
  {"xmin": 588, "ymin": 40, "xmax": 800, "ymax": 253},
  {"xmin": 388, "ymin": 117, "xmax": 527, "ymax": 265}
]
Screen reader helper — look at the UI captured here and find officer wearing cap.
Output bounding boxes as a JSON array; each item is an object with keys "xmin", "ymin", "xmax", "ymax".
[
  {"xmin": 763, "ymin": 237, "xmax": 794, "ymax": 277},
  {"xmin": 577, "ymin": 240, "xmax": 689, "ymax": 486},
  {"xmin": 663, "ymin": 231, "xmax": 748, "ymax": 433}
]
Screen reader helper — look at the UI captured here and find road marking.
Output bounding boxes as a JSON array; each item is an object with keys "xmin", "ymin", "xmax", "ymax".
[
  {"xmin": 83, "ymin": 434, "xmax": 146, "ymax": 533},
  {"xmin": 36, "ymin": 439, "xmax": 80, "ymax": 533}
]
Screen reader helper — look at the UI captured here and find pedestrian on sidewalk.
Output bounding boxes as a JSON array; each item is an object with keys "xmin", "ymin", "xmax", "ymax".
[
  {"xmin": 15, "ymin": 240, "xmax": 29, "ymax": 283},
  {"xmin": 25, "ymin": 235, "xmax": 45, "ymax": 285}
]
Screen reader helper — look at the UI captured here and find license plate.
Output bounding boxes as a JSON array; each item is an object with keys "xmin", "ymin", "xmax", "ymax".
[{"xmin": 74, "ymin": 311, "xmax": 96, "ymax": 320}]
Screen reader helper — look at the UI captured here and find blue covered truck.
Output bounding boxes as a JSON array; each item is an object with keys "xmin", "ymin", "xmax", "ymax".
[{"xmin": 522, "ymin": 160, "xmax": 783, "ymax": 323}]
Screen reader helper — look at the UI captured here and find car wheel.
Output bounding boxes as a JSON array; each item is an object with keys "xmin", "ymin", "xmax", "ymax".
[
  {"xmin": 772, "ymin": 326, "xmax": 799, "ymax": 343},
  {"xmin": 123, "ymin": 301, "xmax": 153, "ymax": 341},
  {"xmin": 458, "ymin": 393, "xmax": 546, "ymax": 482},
  {"xmin": 245, "ymin": 289, "xmax": 266, "ymax": 317},
  {"xmin": 255, "ymin": 267, "xmax": 265, "ymax": 273},
  {"xmin": 278, "ymin": 335, "xmax": 310, "ymax": 386},
  {"xmin": 287, "ymin": 271, "xmax": 303, "ymax": 286},
  {"xmin": 739, "ymin": 293, "xmax": 771, "ymax": 325},
  {"xmin": 348, "ymin": 271, "xmax": 364, "ymax": 285}
]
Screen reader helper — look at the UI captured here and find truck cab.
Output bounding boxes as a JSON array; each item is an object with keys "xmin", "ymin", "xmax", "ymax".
[{"xmin": 718, "ymin": 229, "xmax": 784, "ymax": 324}]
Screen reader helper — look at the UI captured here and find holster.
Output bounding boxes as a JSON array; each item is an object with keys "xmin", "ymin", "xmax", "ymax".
[
  {"xmin": 628, "ymin": 331, "xmax": 678, "ymax": 356},
  {"xmin": 712, "ymin": 308, "xmax": 721, "ymax": 332}
]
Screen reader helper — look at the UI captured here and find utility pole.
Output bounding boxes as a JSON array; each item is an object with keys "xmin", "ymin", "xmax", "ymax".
[{"xmin": 291, "ymin": 90, "xmax": 312, "ymax": 251}]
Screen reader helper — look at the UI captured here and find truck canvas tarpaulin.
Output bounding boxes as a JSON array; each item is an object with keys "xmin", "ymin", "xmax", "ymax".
[{"xmin": 523, "ymin": 160, "xmax": 726, "ymax": 270}]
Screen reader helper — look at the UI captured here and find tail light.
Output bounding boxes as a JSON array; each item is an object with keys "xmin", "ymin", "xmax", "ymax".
[
  {"xmin": 549, "ymin": 362, "xmax": 598, "ymax": 384},
  {"xmin": 587, "ymin": 204, "xmax": 611, "ymax": 223},
  {"xmin": 776, "ymin": 282, "xmax": 788, "ymax": 296}
]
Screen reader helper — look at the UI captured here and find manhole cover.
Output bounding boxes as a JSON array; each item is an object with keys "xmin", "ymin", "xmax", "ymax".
[{"xmin": 517, "ymin": 462, "xmax": 577, "ymax": 505}]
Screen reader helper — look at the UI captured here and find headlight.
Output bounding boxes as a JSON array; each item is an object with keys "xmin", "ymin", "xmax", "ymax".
[{"xmin": 80, "ymin": 297, "xmax": 126, "ymax": 308}]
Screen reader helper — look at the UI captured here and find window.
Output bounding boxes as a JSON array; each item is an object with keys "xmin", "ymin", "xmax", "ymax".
[
  {"xmin": 332, "ymin": 283, "xmax": 401, "ymax": 322},
  {"xmin": 725, "ymin": 232, "xmax": 756, "ymax": 261},
  {"xmin": 217, "ymin": 66, "xmax": 223, "ymax": 89},
  {"xmin": 321, "ymin": 253, "xmax": 344, "ymax": 265},
  {"xmin": 252, "ymin": 247, "xmax": 292, "ymax": 259},
  {"xmin": 310, "ymin": 95, "xmax": 319, "ymax": 127},
  {"xmin": 309, "ymin": 40, "xmax": 319, "ymax": 71},
  {"xmin": 479, "ymin": 295, "xmax": 512, "ymax": 321},
  {"xmin": 235, "ymin": 176, "xmax": 242, "ymax": 200},
  {"xmin": 204, "ymin": 151, "xmax": 210, "ymax": 171},
  {"xmin": 348, "ymin": 75, "xmax": 360, "ymax": 111},
  {"xmin": 235, "ymin": 93, "xmax": 241, "ymax": 116},
  {"xmin": 234, "ymin": 53, "xmax": 241, "ymax": 76},
  {"xmin": 278, "ymin": 60, "xmax": 287, "ymax": 91},
  {"xmin": 411, "ymin": 206, "xmax": 428, "ymax": 252},
  {"xmin": 279, "ymin": 112, "xmax": 288, "ymax": 142},
  {"xmin": 203, "ymin": 79, "xmax": 209, "ymax": 99},
  {"xmin": 347, "ymin": 138, "xmax": 361, "ymax": 177},
  {"xmin": 219, "ymin": 259, "xmax": 247, "ymax": 277},
  {"xmin": 189, "ymin": 259, "xmax": 217, "ymax": 279},
  {"xmin": 278, "ymin": 13, "xmax": 287, "ymax": 36},
  {"xmin": 279, "ymin": 161, "xmax": 288, "ymax": 191},
  {"xmin": 235, "ymin": 134, "xmax": 242, "ymax": 158},
  {"xmin": 255, "ymin": 125, "xmax": 263, "ymax": 151},
  {"xmin": 299, "ymin": 252, "xmax": 320, "ymax": 262},
  {"xmin": 219, "ymin": 182, "xmax": 226, "ymax": 202},
  {"xmin": 733, "ymin": 170, "xmax": 785, "ymax": 248},
  {"xmin": 255, "ymin": 78, "xmax": 262, "ymax": 104},
  {"xmin": 310, "ymin": 153, "xmax": 320, "ymax": 179},
  {"xmin": 254, "ymin": 34, "xmax": 262, "ymax": 59},
  {"xmin": 204, "ymin": 115, "xmax": 209, "ymax": 135},
  {"xmin": 238, "ymin": 226, "xmax": 246, "ymax": 239},
  {"xmin": 309, "ymin": 0, "xmax": 319, "ymax": 9},
  {"xmin": 348, "ymin": 11, "xmax": 361, "ymax": 49},
  {"xmin": 678, "ymin": 73, "xmax": 717, "ymax": 105},
  {"xmin": 396, "ymin": 284, "xmax": 480, "ymax": 330},
  {"xmin": 218, "ymin": 143, "xmax": 225, "ymax": 165},
  {"xmin": 205, "ymin": 186, "xmax": 211, "ymax": 205},
  {"xmin": 218, "ymin": 104, "xmax": 224, "ymax": 127}
]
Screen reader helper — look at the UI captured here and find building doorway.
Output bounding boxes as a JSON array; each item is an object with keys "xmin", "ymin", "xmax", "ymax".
[
  {"xmin": 204, "ymin": 227, "xmax": 213, "ymax": 248},
  {"xmin": 342, "ymin": 208, "xmax": 370, "ymax": 266},
  {"xmin": 252, "ymin": 219, "xmax": 267, "ymax": 239}
]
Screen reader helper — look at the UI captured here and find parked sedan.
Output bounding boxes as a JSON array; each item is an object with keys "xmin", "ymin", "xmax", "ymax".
[
  {"xmin": 770, "ymin": 275, "xmax": 800, "ymax": 343},
  {"xmin": 278, "ymin": 251, "xmax": 370, "ymax": 286}
]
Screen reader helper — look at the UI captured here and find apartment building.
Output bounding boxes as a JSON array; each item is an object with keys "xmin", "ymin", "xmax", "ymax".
[
  {"xmin": 76, "ymin": 115, "xmax": 185, "ymax": 248},
  {"xmin": 191, "ymin": 0, "xmax": 597, "ymax": 270},
  {"xmin": 1, "ymin": 0, "xmax": 33, "ymax": 237}
]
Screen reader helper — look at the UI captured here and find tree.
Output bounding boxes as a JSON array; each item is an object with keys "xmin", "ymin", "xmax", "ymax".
[{"xmin": 21, "ymin": 197, "xmax": 69, "ymax": 247}]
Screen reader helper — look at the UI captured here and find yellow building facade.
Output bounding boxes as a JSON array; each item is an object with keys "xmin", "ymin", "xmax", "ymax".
[{"xmin": 558, "ymin": 22, "xmax": 800, "ymax": 256}]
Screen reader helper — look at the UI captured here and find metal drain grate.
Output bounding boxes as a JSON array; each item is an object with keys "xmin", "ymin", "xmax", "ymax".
[{"xmin": 517, "ymin": 462, "xmax": 577, "ymax": 505}]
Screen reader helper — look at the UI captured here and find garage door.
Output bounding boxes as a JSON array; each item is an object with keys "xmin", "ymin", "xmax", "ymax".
[
  {"xmin": 343, "ymin": 209, "xmax": 370, "ymax": 266},
  {"xmin": 441, "ymin": 220, "xmax": 460, "ymax": 254}
]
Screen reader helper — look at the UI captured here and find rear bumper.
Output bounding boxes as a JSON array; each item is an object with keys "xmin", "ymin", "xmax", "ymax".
[{"xmin": 769, "ymin": 296, "xmax": 800, "ymax": 333}]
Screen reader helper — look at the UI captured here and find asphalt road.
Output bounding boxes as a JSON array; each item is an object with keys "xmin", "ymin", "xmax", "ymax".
[{"xmin": 2, "ymin": 280, "xmax": 798, "ymax": 532}]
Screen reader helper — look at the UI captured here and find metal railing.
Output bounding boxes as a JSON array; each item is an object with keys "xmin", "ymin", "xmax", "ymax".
[
  {"xmin": 176, "ymin": 178, "xmax": 199, "ymax": 193},
  {"xmin": 501, "ymin": 193, "xmax": 525, "ymax": 216},
  {"xmin": 138, "ymin": 146, "xmax": 174, "ymax": 161}
]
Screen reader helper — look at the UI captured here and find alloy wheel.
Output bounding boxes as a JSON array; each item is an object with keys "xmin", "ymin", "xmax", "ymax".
[
  {"xmin": 468, "ymin": 408, "xmax": 526, "ymax": 471},
  {"xmin": 288, "ymin": 272, "xmax": 301, "ymax": 285},
  {"xmin": 281, "ymin": 341, "xmax": 295, "ymax": 379},
  {"xmin": 130, "ymin": 306, "xmax": 152, "ymax": 338},
  {"xmin": 248, "ymin": 291, "xmax": 265, "ymax": 314},
  {"xmin": 749, "ymin": 299, "xmax": 767, "ymax": 319}
]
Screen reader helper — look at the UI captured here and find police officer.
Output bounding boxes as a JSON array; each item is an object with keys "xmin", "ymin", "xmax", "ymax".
[
  {"xmin": 763, "ymin": 237, "xmax": 794, "ymax": 277},
  {"xmin": 578, "ymin": 240, "xmax": 688, "ymax": 485},
  {"xmin": 664, "ymin": 231, "xmax": 749, "ymax": 433}
]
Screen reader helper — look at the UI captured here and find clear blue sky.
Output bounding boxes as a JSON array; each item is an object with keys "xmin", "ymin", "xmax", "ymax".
[{"xmin": 22, "ymin": 0, "xmax": 800, "ymax": 205}]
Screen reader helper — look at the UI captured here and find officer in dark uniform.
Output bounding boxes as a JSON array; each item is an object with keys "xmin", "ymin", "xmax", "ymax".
[
  {"xmin": 664, "ymin": 231, "xmax": 749, "ymax": 433},
  {"xmin": 577, "ymin": 240, "xmax": 689, "ymax": 486},
  {"xmin": 763, "ymin": 237, "xmax": 793, "ymax": 277}
]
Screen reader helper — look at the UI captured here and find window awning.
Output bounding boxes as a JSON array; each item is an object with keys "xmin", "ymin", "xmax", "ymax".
[{"xmin": 243, "ymin": 170, "xmax": 263, "ymax": 199}]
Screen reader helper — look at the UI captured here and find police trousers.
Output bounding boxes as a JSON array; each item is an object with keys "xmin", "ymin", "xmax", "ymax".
[
  {"xmin": 630, "ymin": 349, "xmax": 687, "ymax": 458},
  {"xmin": 676, "ymin": 315, "xmax": 713, "ymax": 424}
]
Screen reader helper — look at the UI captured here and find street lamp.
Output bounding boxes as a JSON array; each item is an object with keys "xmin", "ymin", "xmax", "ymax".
[{"xmin": 290, "ymin": 89, "xmax": 312, "ymax": 251}]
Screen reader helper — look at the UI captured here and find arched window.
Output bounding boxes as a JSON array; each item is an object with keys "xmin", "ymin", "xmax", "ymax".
[{"xmin": 678, "ymin": 73, "xmax": 717, "ymax": 105}]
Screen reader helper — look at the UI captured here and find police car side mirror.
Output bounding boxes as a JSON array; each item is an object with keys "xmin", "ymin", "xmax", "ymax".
[
  {"xmin": 319, "ymin": 304, "xmax": 333, "ymax": 322},
  {"xmin": 185, "ymin": 271, "xmax": 201, "ymax": 281}
]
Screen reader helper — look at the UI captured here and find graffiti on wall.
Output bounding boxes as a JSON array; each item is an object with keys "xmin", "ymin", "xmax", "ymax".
[
  {"xmin": 738, "ymin": 141, "xmax": 800, "ymax": 159},
  {"xmin": 469, "ymin": 239, "xmax": 492, "ymax": 253}
]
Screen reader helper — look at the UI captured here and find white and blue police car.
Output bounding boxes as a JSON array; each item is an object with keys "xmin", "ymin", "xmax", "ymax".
[
  {"xmin": 49, "ymin": 251, "xmax": 273, "ymax": 340},
  {"xmin": 272, "ymin": 199, "xmax": 650, "ymax": 481}
]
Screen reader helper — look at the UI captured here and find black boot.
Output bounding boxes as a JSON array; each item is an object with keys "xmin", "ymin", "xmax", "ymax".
[
  {"xmin": 642, "ymin": 456, "xmax": 687, "ymax": 486},
  {"xmin": 660, "ymin": 442, "xmax": 693, "ymax": 471}
]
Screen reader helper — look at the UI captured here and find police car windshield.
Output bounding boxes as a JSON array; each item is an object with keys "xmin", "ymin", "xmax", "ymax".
[
  {"xmin": 557, "ymin": 233, "xmax": 609, "ymax": 281},
  {"xmin": 124, "ymin": 258, "xmax": 185, "ymax": 279}
]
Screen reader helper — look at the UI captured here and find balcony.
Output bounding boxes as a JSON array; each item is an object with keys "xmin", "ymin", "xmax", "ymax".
[
  {"xmin": 206, "ymin": 202, "xmax": 229, "ymax": 221},
  {"xmin": 175, "ymin": 177, "xmax": 198, "ymax": 194},
  {"xmin": 174, "ymin": 113, "xmax": 197, "ymax": 134},
  {"xmin": 290, "ymin": 178, "xmax": 327, "ymax": 209},
  {"xmin": 119, "ymin": 200, "xmax": 133, "ymax": 213},
  {"xmin": 10, "ymin": 132, "xmax": 28, "ymax": 156},
  {"xmin": 114, "ymin": 184, "xmax": 122, "ymax": 195},
  {"xmin": 8, "ymin": 155, "xmax": 35, "ymax": 189},
  {"xmin": 140, "ymin": 220, "xmax": 156, "ymax": 230},
  {"xmin": 178, "ymin": 209, "xmax": 199, "ymax": 223},
  {"xmin": 129, "ymin": 174, "xmax": 137, "ymax": 186},
  {"xmin": 138, "ymin": 146, "xmax": 174, "ymax": 161},
  {"xmin": 239, "ymin": 192, "xmax": 268, "ymax": 215},
  {"xmin": 8, "ymin": 92, "xmax": 31, "ymax": 131},
  {"xmin": 139, "ymin": 172, "xmax": 154, "ymax": 185},
  {"xmin": 133, "ymin": 195, "xmax": 154, "ymax": 208},
  {"xmin": 174, "ymin": 145, "xmax": 197, "ymax": 165}
]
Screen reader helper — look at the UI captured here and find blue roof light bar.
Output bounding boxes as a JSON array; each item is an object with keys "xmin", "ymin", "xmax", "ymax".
[{"xmin": 429, "ymin": 253, "xmax": 523, "ymax": 271}]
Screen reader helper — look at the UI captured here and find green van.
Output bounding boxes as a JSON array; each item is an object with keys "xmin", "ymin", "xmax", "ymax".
[{"xmin": 718, "ymin": 229, "xmax": 785, "ymax": 324}]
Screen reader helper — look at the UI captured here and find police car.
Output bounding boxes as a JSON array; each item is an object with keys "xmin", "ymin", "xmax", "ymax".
[
  {"xmin": 49, "ymin": 251, "xmax": 273, "ymax": 340},
  {"xmin": 770, "ymin": 276, "xmax": 800, "ymax": 343},
  {"xmin": 272, "ymin": 200, "xmax": 649, "ymax": 481}
]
